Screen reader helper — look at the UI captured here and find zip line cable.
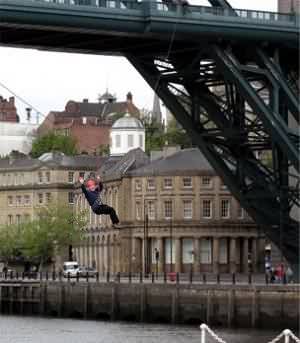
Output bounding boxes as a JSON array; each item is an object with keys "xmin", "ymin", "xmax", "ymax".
[{"xmin": 0, "ymin": 80, "xmax": 46, "ymax": 119}]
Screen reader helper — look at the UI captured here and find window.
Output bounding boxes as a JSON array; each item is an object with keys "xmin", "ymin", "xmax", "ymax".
[
  {"xmin": 127, "ymin": 134, "xmax": 134, "ymax": 148},
  {"xmin": 135, "ymin": 179, "xmax": 142, "ymax": 191},
  {"xmin": 16, "ymin": 195, "xmax": 22, "ymax": 206},
  {"xmin": 219, "ymin": 238, "xmax": 228, "ymax": 264},
  {"xmin": 164, "ymin": 178, "xmax": 173, "ymax": 189},
  {"xmin": 183, "ymin": 200, "xmax": 193, "ymax": 219},
  {"xmin": 7, "ymin": 215, "xmax": 13, "ymax": 225},
  {"xmin": 46, "ymin": 193, "xmax": 51, "ymax": 203},
  {"xmin": 24, "ymin": 195, "xmax": 31, "ymax": 206},
  {"xmin": 16, "ymin": 214, "xmax": 21, "ymax": 225},
  {"xmin": 135, "ymin": 201, "xmax": 141, "ymax": 220},
  {"xmin": 79, "ymin": 171, "xmax": 85, "ymax": 179},
  {"xmin": 182, "ymin": 239, "xmax": 194, "ymax": 264},
  {"xmin": 68, "ymin": 172, "xmax": 74, "ymax": 183},
  {"xmin": 147, "ymin": 178, "xmax": 155, "ymax": 190},
  {"xmin": 221, "ymin": 199, "xmax": 230, "ymax": 218},
  {"xmin": 200, "ymin": 238, "xmax": 212, "ymax": 264},
  {"xmin": 202, "ymin": 199, "xmax": 212, "ymax": 219},
  {"xmin": 116, "ymin": 135, "xmax": 121, "ymax": 148},
  {"xmin": 38, "ymin": 193, "xmax": 43, "ymax": 204},
  {"xmin": 147, "ymin": 201, "xmax": 156, "ymax": 220},
  {"xmin": 139, "ymin": 134, "xmax": 143, "ymax": 148},
  {"xmin": 7, "ymin": 196, "xmax": 13, "ymax": 206},
  {"xmin": 38, "ymin": 172, "xmax": 43, "ymax": 183},
  {"xmin": 68, "ymin": 192, "xmax": 75, "ymax": 204},
  {"xmin": 183, "ymin": 177, "xmax": 192, "ymax": 188},
  {"xmin": 202, "ymin": 176, "xmax": 212, "ymax": 188},
  {"xmin": 45, "ymin": 171, "xmax": 50, "ymax": 183},
  {"xmin": 164, "ymin": 200, "xmax": 173, "ymax": 219}
]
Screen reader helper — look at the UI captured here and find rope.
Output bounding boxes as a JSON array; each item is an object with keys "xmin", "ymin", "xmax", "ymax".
[
  {"xmin": 200, "ymin": 324, "xmax": 300, "ymax": 343},
  {"xmin": 267, "ymin": 329, "xmax": 300, "ymax": 343}
]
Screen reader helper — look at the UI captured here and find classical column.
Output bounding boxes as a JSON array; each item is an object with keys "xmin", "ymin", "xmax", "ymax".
[
  {"xmin": 213, "ymin": 237, "xmax": 219, "ymax": 274},
  {"xmin": 175, "ymin": 237, "xmax": 181, "ymax": 273},
  {"xmin": 96, "ymin": 242, "xmax": 100, "ymax": 272},
  {"xmin": 229, "ymin": 238, "xmax": 237, "ymax": 274},
  {"xmin": 251, "ymin": 238, "xmax": 258, "ymax": 273},
  {"xmin": 193, "ymin": 238, "xmax": 200, "ymax": 273},
  {"xmin": 115, "ymin": 242, "xmax": 120, "ymax": 273},
  {"xmin": 243, "ymin": 238, "xmax": 249, "ymax": 274},
  {"xmin": 101, "ymin": 242, "xmax": 105, "ymax": 275},
  {"xmin": 157, "ymin": 237, "xmax": 164, "ymax": 273}
]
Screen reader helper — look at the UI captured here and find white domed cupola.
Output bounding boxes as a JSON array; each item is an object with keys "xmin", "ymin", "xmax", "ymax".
[{"xmin": 110, "ymin": 112, "xmax": 145, "ymax": 156}]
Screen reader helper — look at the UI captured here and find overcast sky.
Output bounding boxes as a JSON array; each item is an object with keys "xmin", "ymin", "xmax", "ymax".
[{"xmin": 0, "ymin": 0, "xmax": 277, "ymax": 123}]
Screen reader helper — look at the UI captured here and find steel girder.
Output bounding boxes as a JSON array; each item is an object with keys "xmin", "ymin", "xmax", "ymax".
[{"xmin": 126, "ymin": 43, "xmax": 300, "ymax": 273}]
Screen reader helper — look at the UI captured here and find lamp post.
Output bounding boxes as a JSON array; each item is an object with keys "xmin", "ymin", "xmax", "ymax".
[
  {"xmin": 144, "ymin": 200, "xmax": 149, "ymax": 276},
  {"xmin": 154, "ymin": 248, "xmax": 159, "ymax": 279}
]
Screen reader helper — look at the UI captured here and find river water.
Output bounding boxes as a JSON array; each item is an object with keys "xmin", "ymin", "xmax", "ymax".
[{"xmin": 0, "ymin": 316, "xmax": 289, "ymax": 343}]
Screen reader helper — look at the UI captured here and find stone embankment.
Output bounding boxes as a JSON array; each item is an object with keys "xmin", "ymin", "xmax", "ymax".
[{"xmin": 0, "ymin": 281, "xmax": 299, "ymax": 329}]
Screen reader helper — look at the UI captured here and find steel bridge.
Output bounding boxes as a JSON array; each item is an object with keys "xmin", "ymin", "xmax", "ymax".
[{"xmin": 0, "ymin": 0, "xmax": 299, "ymax": 274}]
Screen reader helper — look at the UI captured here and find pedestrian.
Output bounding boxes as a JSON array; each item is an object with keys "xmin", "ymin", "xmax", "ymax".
[
  {"xmin": 286, "ymin": 266, "xmax": 293, "ymax": 283},
  {"xmin": 79, "ymin": 176, "xmax": 119, "ymax": 226}
]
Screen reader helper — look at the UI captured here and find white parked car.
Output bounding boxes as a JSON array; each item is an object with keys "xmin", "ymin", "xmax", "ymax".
[{"xmin": 63, "ymin": 261, "xmax": 79, "ymax": 278}]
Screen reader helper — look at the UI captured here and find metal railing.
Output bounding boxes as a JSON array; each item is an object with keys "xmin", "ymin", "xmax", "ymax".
[
  {"xmin": 24, "ymin": 0, "xmax": 297, "ymax": 25},
  {"xmin": 0, "ymin": 271, "xmax": 296, "ymax": 285},
  {"xmin": 199, "ymin": 324, "xmax": 300, "ymax": 343}
]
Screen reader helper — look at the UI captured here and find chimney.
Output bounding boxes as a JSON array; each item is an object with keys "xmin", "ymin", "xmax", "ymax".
[
  {"xmin": 9, "ymin": 97, "xmax": 15, "ymax": 105},
  {"xmin": 126, "ymin": 92, "xmax": 133, "ymax": 103},
  {"xmin": 26, "ymin": 107, "xmax": 32, "ymax": 122},
  {"xmin": 83, "ymin": 98, "xmax": 89, "ymax": 103}
]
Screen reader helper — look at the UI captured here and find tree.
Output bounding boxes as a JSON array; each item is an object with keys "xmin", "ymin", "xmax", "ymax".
[
  {"xmin": 142, "ymin": 116, "xmax": 165, "ymax": 154},
  {"xmin": 164, "ymin": 118, "xmax": 193, "ymax": 149},
  {"xmin": 0, "ymin": 224, "xmax": 22, "ymax": 265},
  {"xmin": 19, "ymin": 203, "xmax": 87, "ymax": 270},
  {"xmin": 31, "ymin": 131, "xmax": 78, "ymax": 158}
]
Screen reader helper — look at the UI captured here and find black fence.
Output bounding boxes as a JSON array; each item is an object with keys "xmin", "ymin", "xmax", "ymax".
[{"xmin": 0, "ymin": 271, "xmax": 291, "ymax": 285}]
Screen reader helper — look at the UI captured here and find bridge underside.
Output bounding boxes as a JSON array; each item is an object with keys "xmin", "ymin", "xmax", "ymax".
[
  {"xmin": 127, "ymin": 41, "xmax": 300, "ymax": 272},
  {"xmin": 0, "ymin": 1, "xmax": 299, "ymax": 272}
]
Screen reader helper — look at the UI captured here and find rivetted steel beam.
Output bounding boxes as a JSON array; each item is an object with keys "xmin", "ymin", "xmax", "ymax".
[
  {"xmin": 211, "ymin": 45, "xmax": 300, "ymax": 173},
  {"xmin": 255, "ymin": 48, "xmax": 300, "ymax": 124},
  {"xmin": 207, "ymin": 0, "xmax": 233, "ymax": 9}
]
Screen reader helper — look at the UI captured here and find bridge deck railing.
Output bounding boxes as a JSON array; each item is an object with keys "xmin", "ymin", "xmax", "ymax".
[{"xmin": 24, "ymin": 0, "xmax": 298, "ymax": 25}]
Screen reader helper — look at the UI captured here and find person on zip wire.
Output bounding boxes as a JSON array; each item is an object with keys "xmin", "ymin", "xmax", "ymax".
[{"xmin": 79, "ymin": 175, "xmax": 119, "ymax": 225}]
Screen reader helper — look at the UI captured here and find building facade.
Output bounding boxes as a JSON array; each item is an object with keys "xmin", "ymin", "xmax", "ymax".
[
  {"xmin": 73, "ymin": 148, "xmax": 266, "ymax": 275},
  {"xmin": 0, "ymin": 153, "xmax": 101, "ymax": 226},
  {"xmin": 278, "ymin": 0, "xmax": 300, "ymax": 13},
  {"xmin": 38, "ymin": 92, "xmax": 141, "ymax": 154},
  {"xmin": 0, "ymin": 96, "xmax": 19, "ymax": 123}
]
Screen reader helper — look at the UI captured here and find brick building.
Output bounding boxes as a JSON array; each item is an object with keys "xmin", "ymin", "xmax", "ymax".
[
  {"xmin": 278, "ymin": 0, "xmax": 300, "ymax": 13},
  {"xmin": 38, "ymin": 92, "xmax": 140, "ymax": 154},
  {"xmin": 0, "ymin": 96, "xmax": 19, "ymax": 123}
]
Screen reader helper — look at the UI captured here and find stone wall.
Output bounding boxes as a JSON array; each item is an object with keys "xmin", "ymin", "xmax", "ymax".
[{"xmin": 0, "ymin": 282, "xmax": 299, "ymax": 329}]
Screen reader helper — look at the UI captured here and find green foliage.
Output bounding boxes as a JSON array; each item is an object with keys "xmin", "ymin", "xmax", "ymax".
[
  {"xmin": 19, "ymin": 203, "xmax": 87, "ymax": 268},
  {"xmin": 31, "ymin": 131, "xmax": 78, "ymax": 158},
  {"xmin": 0, "ymin": 224, "xmax": 22, "ymax": 263},
  {"xmin": 0, "ymin": 203, "xmax": 87, "ymax": 269},
  {"xmin": 164, "ymin": 118, "xmax": 193, "ymax": 148},
  {"xmin": 142, "ymin": 116, "xmax": 193, "ymax": 154}
]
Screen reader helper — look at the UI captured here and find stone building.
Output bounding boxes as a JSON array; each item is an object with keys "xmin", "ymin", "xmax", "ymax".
[
  {"xmin": 73, "ymin": 148, "xmax": 266, "ymax": 275},
  {"xmin": 278, "ymin": 0, "xmax": 300, "ymax": 13},
  {"xmin": 0, "ymin": 153, "xmax": 101, "ymax": 226},
  {"xmin": 38, "ymin": 92, "xmax": 140, "ymax": 154}
]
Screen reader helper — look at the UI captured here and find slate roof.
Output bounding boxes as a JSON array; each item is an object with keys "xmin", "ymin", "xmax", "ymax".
[
  {"xmin": 100, "ymin": 148, "xmax": 149, "ymax": 180},
  {"xmin": 0, "ymin": 153, "xmax": 103, "ymax": 171},
  {"xmin": 127, "ymin": 148, "xmax": 215, "ymax": 177},
  {"xmin": 53, "ymin": 100, "xmax": 140, "ymax": 119}
]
